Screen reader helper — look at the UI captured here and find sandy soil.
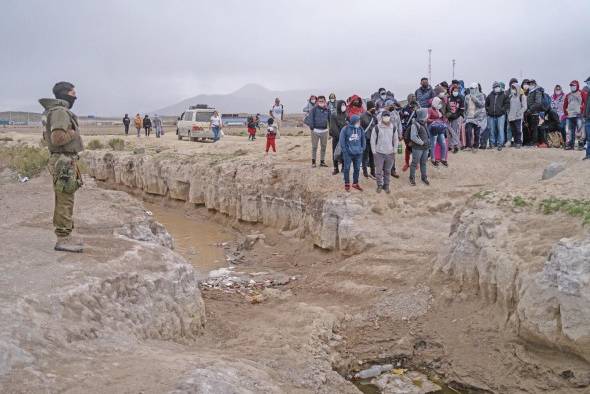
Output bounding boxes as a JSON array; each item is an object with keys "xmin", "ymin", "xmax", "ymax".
[{"xmin": 2, "ymin": 126, "xmax": 590, "ymax": 393}]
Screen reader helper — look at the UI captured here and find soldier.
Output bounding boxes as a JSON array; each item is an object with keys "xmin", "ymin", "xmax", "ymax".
[{"xmin": 39, "ymin": 81, "xmax": 84, "ymax": 253}]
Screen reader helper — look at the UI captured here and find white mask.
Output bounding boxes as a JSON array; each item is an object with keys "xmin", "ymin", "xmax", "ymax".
[
  {"xmin": 382, "ymin": 116, "xmax": 391, "ymax": 123},
  {"xmin": 380, "ymin": 94, "xmax": 386, "ymax": 99},
  {"xmin": 310, "ymin": 100, "xmax": 316, "ymax": 105},
  {"xmin": 353, "ymin": 122, "xmax": 361, "ymax": 128},
  {"xmin": 341, "ymin": 105, "xmax": 347, "ymax": 112},
  {"xmin": 452, "ymin": 91, "xmax": 459, "ymax": 97},
  {"xmin": 438, "ymin": 92, "xmax": 445, "ymax": 98},
  {"xmin": 494, "ymin": 87, "xmax": 501, "ymax": 93},
  {"xmin": 571, "ymin": 86, "xmax": 578, "ymax": 92}
]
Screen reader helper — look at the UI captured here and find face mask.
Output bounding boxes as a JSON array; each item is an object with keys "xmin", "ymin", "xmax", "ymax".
[
  {"xmin": 318, "ymin": 102, "xmax": 326, "ymax": 108},
  {"xmin": 494, "ymin": 87, "xmax": 501, "ymax": 93},
  {"xmin": 438, "ymin": 92, "xmax": 445, "ymax": 98},
  {"xmin": 353, "ymin": 122, "xmax": 361, "ymax": 128},
  {"xmin": 330, "ymin": 98, "xmax": 335, "ymax": 102},
  {"xmin": 354, "ymin": 101, "xmax": 361, "ymax": 107},
  {"xmin": 555, "ymin": 89, "xmax": 562, "ymax": 95},
  {"xmin": 382, "ymin": 116, "xmax": 391, "ymax": 123},
  {"xmin": 452, "ymin": 91, "xmax": 459, "ymax": 97},
  {"xmin": 341, "ymin": 105, "xmax": 347, "ymax": 112},
  {"xmin": 380, "ymin": 94, "xmax": 386, "ymax": 99},
  {"xmin": 570, "ymin": 86, "xmax": 577, "ymax": 93},
  {"xmin": 511, "ymin": 89, "xmax": 517, "ymax": 94}
]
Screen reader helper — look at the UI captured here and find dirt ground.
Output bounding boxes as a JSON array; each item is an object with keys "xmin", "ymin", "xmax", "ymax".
[{"xmin": 2, "ymin": 126, "xmax": 590, "ymax": 393}]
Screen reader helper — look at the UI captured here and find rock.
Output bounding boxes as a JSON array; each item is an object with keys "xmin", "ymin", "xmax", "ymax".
[
  {"xmin": 116, "ymin": 218, "xmax": 174, "ymax": 249},
  {"xmin": 517, "ymin": 237, "xmax": 590, "ymax": 361},
  {"xmin": 373, "ymin": 370, "xmax": 441, "ymax": 394},
  {"xmin": 239, "ymin": 233, "xmax": 266, "ymax": 251},
  {"xmin": 355, "ymin": 364, "xmax": 393, "ymax": 380},
  {"xmin": 541, "ymin": 162, "xmax": 565, "ymax": 180},
  {"xmin": 133, "ymin": 147, "xmax": 145, "ymax": 154}
]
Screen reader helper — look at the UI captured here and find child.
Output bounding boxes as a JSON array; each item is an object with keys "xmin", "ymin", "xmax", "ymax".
[
  {"xmin": 247, "ymin": 116, "xmax": 257, "ymax": 141},
  {"xmin": 339, "ymin": 114, "xmax": 366, "ymax": 192},
  {"xmin": 265, "ymin": 118, "xmax": 277, "ymax": 153}
]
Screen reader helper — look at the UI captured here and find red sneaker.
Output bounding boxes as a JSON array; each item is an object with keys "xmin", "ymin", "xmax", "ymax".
[
  {"xmin": 402, "ymin": 163, "xmax": 409, "ymax": 172},
  {"xmin": 344, "ymin": 184, "xmax": 350, "ymax": 192},
  {"xmin": 352, "ymin": 184, "xmax": 363, "ymax": 191}
]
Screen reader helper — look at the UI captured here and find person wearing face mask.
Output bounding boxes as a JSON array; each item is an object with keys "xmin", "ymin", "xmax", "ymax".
[
  {"xmin": 269, "ymin": 97, "xmax": 284, "ymax": 137},
  {"xmin": 428, "ymin": 96, "xmax": 449, "ymax": 166},
  {"xmin": 360, "ymin": 101, "xmax": 378, "ymax": 178},
  {"xmin": 583, "ymin": 77, "xmax": 590, "ymax": 159},
  {"xmin": 401, "ymin": 94, "xmax": 420, "ymax": 172},
  {"xmin": 507, "ymin": 82, "xmax": 527, "ymax": 148},
  {"xmin": 563, "ymin": 80, "xmax": 587, "ymax": 150},
  {"xmin": 551, "ymin": 85, "xmax": 566, "ymax": 132},
  {"xmin": 524, "ymin": 79, "xmax": 549, "ymax": 147},
  {"xmin": 339, "ymin": 114, "xmax": 366, "ymax": 192},
  {"xmin": 484, "ymin": 82, "xmax": 510, "ymax": 151},
  {"xmin": 329, "ymin": 100, "xmax": 348, "ymax": 174},
  {"xmin": 464, "ymin": 82, "xmax": 487, "ymax": 152},
  {"xmin": 415, "ymin": 77, "xmax": 435, "ymax": 108},
  {"xmin": 373, "ymin": 88, "xmax": 398, "ymax": 112},
  {"xmin": 446, "ymin": 85, "xmax": 464, "ymax": 153},
  {"xmin": 370, "ymin": 110, "xmax": 400, "ymax": 193},
  {"xmin": 346, "ymin": 94, "xmax": 365, "ymax": 118},
  {"xmin": 408, "ymin": 108, "xmax": 430, "ymax": 186},
  {"xmin": 39, "ymin": 81, "xmax": 84, "ymax": 253},
  {"xmin": 328, "ymin": 93, "xmax": 337, "ymax": 115},
  {"xmin": 308, "ymin": 95, "xmax": 331, "ymax": 167}
]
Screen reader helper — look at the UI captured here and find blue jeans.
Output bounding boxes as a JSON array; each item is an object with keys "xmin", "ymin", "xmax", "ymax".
[
  {"xmin": 429, "ymin": 124, "xmax": 447, "ymax": 161},
  {"xmin": 585, "ymin": 119, "xmax": 590, "ymax": 157},
  {"xmin": 488, "ymin": 115, "xmax": 505, "ymax": 147},
  {"xmin": 342, "ymin": 153, "xmax": 362, "ymax": 185},
  {"xmin": 212, "ymin": 126, "xmax": 220, "ymax": 141}
]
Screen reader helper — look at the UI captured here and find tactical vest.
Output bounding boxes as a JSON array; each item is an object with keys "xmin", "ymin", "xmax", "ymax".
[{"xmin": 43, "ymin": 107, "xmax": 84, "ymax": 154}]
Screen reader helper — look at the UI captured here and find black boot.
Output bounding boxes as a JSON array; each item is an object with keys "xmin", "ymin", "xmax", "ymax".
[
  {"xmin": 311, "ymin": 160, "xmax": 317, "ymax": 168},
  {"xmin": 362, "ymin": 167, "xmax": 369, "ymax": 177},
  {"xmin": 320, "ymin": 160, "xmax": 328, "ymax": 167}
]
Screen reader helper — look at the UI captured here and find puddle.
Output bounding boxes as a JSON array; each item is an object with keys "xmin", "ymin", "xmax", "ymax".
[{"xmin": 144, "ymin": 202, "xmax": 231, "ymax": 274}]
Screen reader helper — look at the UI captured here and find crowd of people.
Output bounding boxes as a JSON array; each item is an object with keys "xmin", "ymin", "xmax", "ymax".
[
  {"xmin": 299, "ymin": 76, "xmax": 590, "ymax": 191},
  {"xmin": 122, "ymin": 113, "xmax": 164, "ymax": 138}
]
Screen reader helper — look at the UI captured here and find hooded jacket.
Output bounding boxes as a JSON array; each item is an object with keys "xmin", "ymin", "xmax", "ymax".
[
  {"xmin": 143, "ymin": 116, "xmax": 152, "ymax": 128},
  {"xmin": 339, "ymin": 118, "xmax": 366, "ymax": 156},
  {"xmin": 507, "ymin": 88, "xmax": 526, "ymax": 121},
  {"xmin": 551, "ymin": 91, "xmax": 566, "ymax": 121},
  {"xmin": 464, "ymin": 88, "xmax": 487, "ymax": 129},
  {"xmin": 564, "ymin": 81, "xmax": 586, "ymax": 118},
  {"xmin": 409, "ymin": 109, "xmax": 429, "ymax": 150},
  {"xmin": 485, "ymin": 90, "xmax": 510, "ymax": 117},
  {"xmin": 308, "ymin": 104, "xmax": 330, "ymax": 130},
  {"xmin": 415, "ymin": 85, "xmax": 434, "ymax": 108},
  {"xmin": 346, "ymin": 95, "xmax": 365, "ymax": 118},
  {"xmin": 122, "ymin": 115, "xmax": 130, "ymax": 126},
  {"xmin": 329, "ymin": 100, "xmax": 348, "ymax": 139},
  {"xmin": 39, "ymin": 98, "xmax": 84, "ymax": 154},
  {"xmin": 373, "ymin": 91, "xmax": 397, "ymax": 112},
  {"xmin": 134, "ymin": 115, "xmax": 143, "ymax": 128},
  {"xmin": 370, "ymin": 113, "xmax": 400, "ymax": 155}
]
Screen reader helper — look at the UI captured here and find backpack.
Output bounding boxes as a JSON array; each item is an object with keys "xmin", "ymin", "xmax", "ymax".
[
  {"xmin": 540, "ymin": 91, "xmax": 552, "ymax": 112},
  {"xmin": 546, "ymin": 131, "xmax": 563, "ymax": 148}
]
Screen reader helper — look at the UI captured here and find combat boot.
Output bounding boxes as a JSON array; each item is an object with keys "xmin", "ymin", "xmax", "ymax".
[{"xmin": 54, "ymin": 235, "xmax": 84, "ymax": 253}]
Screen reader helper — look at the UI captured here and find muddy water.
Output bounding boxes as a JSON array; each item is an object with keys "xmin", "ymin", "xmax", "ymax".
[{"xmin": 144, "ymin": 202, "xmax": 231, "ymax": 274}]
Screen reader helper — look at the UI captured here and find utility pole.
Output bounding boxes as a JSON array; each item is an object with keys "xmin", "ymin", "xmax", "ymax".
[
  {"xmin": 452, "ymin": 59, "xmax": 456, "ymax": 80},
  {"xmin": 428, "ymin": 49, "xmax": 432, "ymax": 82}
]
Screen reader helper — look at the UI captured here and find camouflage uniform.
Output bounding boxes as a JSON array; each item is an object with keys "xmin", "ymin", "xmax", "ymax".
[{"xmin": 39, "ymin": 98, "xmax": 84, "ymax": 238}]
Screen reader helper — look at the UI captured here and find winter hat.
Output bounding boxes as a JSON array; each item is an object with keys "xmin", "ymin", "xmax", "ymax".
[
  {"xmin": 509, "ymin": 78, "xmax": 518, "ymax": 86},
  {"xmin": 329, "ymin": 93, "xmax": 336, "ymax": 99},
  {"xmin": 492, "ymin": 81, "xmax": 500, "ymax": 89},
  {"xmin": 570, "ymin": 80, "xmax": 580, "ymax": 89},
  {"xmin": 378, "ymin": 88, "xmax": 386, "ymax": 94},
  {"xmin": 416, "ymin": 108, "xmax": 428, "ymax": 122},
  {"xmin": 350, "ymin": 114, "xmax": 361, "ymax": 124},
  {"xmin": 366, "ymin": 100, "xmax": 376, "ymax": 111}
]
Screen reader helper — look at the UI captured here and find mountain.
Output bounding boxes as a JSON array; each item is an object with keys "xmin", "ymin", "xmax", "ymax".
[{"xmin": 153, "ymin": 84, "xmax": 323, "ymax": 116}]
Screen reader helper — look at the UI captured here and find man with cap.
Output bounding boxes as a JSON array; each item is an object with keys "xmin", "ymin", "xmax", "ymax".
[{"xmin": 39, "ymin": 82, "xmax": 84, "ymax": 253}]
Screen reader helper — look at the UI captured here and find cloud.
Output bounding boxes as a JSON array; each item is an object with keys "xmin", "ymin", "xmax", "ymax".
[{"xmin": 1, "ymin": 0, "xmax": 589, "ymax": 115}]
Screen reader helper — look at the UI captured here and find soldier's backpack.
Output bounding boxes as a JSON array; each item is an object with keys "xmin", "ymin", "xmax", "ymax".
[{"xmin": 546, "ymin": 131, "xmax": 564, "ymax": 148}]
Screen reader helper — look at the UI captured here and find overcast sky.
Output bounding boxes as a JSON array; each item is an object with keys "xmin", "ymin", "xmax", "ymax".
[{"xmin": 1, "ymin": 0, "xmax": 589, "ymax": 116}]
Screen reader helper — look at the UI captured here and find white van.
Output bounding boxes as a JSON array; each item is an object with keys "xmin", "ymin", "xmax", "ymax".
[{"xmin": 177, "ymin": 105, "xmax": 217, "ymax": 141}]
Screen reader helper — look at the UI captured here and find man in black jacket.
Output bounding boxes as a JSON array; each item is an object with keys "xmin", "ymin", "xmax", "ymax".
[
  {"xmin": 524, "ymin": 79, "xmax": 546, "ymax": 146},
  {"xmin": 360, "ymin": 101, "xmax": 378, "ymax": 178},
  {"xmin": 485, "ymin": 82, "xmax": 510, "ymax": 150},
  {"xmin": 122, "ymin": 114, "xmax": 130, "ymax": 135},
  {"xmin": 329, "ymin": 100, "xmax": 348, "ymax": 175}
]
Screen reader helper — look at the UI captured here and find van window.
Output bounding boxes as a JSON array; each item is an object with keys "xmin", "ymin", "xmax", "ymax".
[
  {"xmin": 183, "ymin": 111, "xmax": 193, "ymax": 121},
  {"xmin": 195, "ymin": 111, "xmax": 215, "ymax": 122}
]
